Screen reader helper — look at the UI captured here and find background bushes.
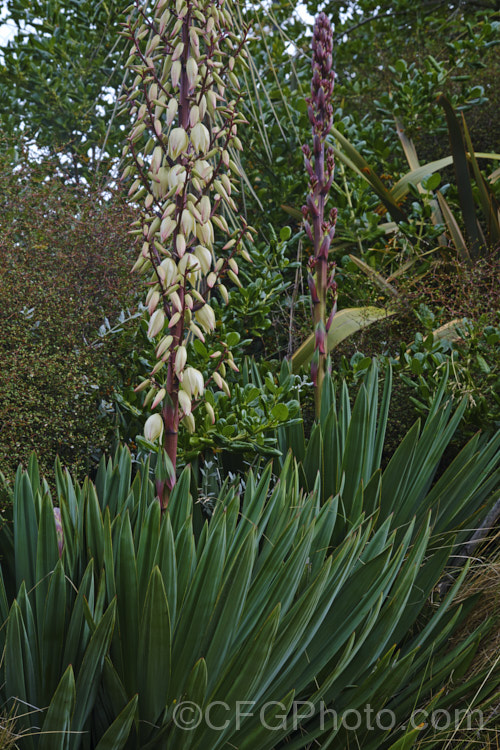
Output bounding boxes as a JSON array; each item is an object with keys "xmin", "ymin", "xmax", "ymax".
[{"xmin": 0, "ymin": 143, "xmax": 137, "ymax": 485}]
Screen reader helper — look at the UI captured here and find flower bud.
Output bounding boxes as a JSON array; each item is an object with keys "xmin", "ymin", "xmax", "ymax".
[
  {"xmin": 143, "ymin": 387, "xmax": 156, "ymax": 408},
  {"xmin": 186, "ymin": 57, "xmax": 198, "ymax": 90},
  {"xmin": 195, "ymin": 303, "xmax": 215, "ymax": 332},
  {"xmin": 181, "ymin": 208, "xmax": 195, "ymax": 237},
  {"xmin": 205, "ymin": 402, "xmax": 215, "ymax": 424},
  {"xmin": 169, "ymin": 311, "xmax": 181, "ymax": 328},
  {"xmin": 132, "ymin": 255, "xmax": 146, "ymax": 273},
  {"xmin": 171, "ymin": 60, "xmax": 182, "ymax": 88},
  {"xmin": 227, "ymin": 269, "xmax": 242, "ymax": 287},
  {"xmin": 175, "ymin": 345, "xmax": 187, "ymax": 373},
  {"xmin": 189, "ymin": 105, "xmax": 200, "ymax": 128},
  {"xmin": 166, "ymin": 98, "xmax": 178, "ymax": 125},
  {"xmin": 134, "ymin": 378, "xmax": 151, "ymax": 393},
  {"xmin": 151, "ymin": 360, "xmax": 165, "ymax": 376},
  {"xmin": 168, "ymin": 127, "xmax": 188, "ymax": 159},
  {"xmin": 199, "ymin": 94, "xmax": 207, "ymax": 119},
  {"xmin": 176, "ymin": 233, "xmax": 186, "ymax": 257},
  {"xmin": 194, "ymin": 244, "xmax": 212, "ymax": 274},
  {"xmin": 152, "ymin": 387, "xmax": 166, "ymax": 409},
  {"xmin": 160, "ymin": 216, "xmax": 176, "ymax": 242},
  {"xmin": 182, "ymin": 366, "xmax": 204, "ymax": 398},
  {"xmin": 148, "ymin": 289, "xmax": 161, "ymax": 314},
  {"xmin": 221, "ymin": 173, "xmax": 232, "ymax": 195},
  {"xmin": 189, "ymin": 321, "xmax": 205, "ymax": 341},
  {"xmin": 151, "ymin": 145, "xmax": 163, "ymax": 173},
  {"xmin": 191, "ymin": 122, "xmax": 210, "ymax": 153},
  {"xmin": 148, "ymin": 309, "xmax": 165, "ymax": 338},
  {"xmin": 199, "ymin": 195, "xmax": 211, "ymax": 224},
  {"xmin": 144, "ymin": 413, "xmax": 164, "ymax": 442},
  {"xmin": 178, "ymin": 389, "xmax": 192, "ymax": 415},
  {"xmin": 53, "ymin": 508, "xmax": 64, "ymax": 557},
  {"xmin": 156, "ymin": 335, "xmax": 173, "ymax": 358},
  {"xmin": 170, "ymin": 290, "xmax": 182, "ymax": 312},
  {"xmin": 189, "ymin": 26, "xmax": 200, "ymax": 56},
  {"xmin": 171, "ymin": 41, "xmax": 184, "ymax": 61},
  {"xmin": 160, "ymin": 257, "xmax": 177, "ymax": 286},
  {"xmin": 182, "ymin": 413, "xmax": 195, "ymax": 433}
]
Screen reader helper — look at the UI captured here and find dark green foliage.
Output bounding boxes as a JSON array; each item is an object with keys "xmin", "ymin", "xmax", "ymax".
[
  {"xmin": 0, "ymin": 142, "xmax": 136, "ymax": 485},
  {"xmin": 331, "ymin": 258, "xmax": 500, "ymax": 442},
  {"xmin": 0, "ymin": 367, "xmax": 499, "ymax": 748},
  {"xmin": 0, "ymin": 0, "xmax": 128, "ymax": 181}
]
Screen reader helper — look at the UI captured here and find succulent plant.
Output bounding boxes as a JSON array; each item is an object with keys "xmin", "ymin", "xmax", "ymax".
[
  {"xmin": 121, "ymin": 0, "xmax": 254, "ymax": 503},
  {"xmin": 302, "ymin": 12, "xmax": 338, "ymax": 416},
  {"xmin": 1, "ymin": 364, "xmax": 499, "ymax": 748}
]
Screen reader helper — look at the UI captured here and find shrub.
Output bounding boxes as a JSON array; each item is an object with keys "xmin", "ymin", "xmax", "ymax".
[
  {"xmin": 0, "ymin": 365, "xmax": 499, "ymax": 748},
  {"xmin": 0, "ymin": 141, "xmax": 137, "ymax": 485}
]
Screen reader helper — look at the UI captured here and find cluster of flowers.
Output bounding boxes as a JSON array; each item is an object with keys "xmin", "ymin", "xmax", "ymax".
[
  {"xmin": 121, "ymin": 0, "xmax": 253, "ymax": 450},
  {"xmin": 301, "ymin": 12, "xmax": 338, "ymax": 390}
]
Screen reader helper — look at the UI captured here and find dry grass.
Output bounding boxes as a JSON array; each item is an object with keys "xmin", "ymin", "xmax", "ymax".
[
  {"xmin": 451, "ymin": 535, "xmax": 500, "ymax": 680},
  {"xmin": 0, "ymin": 706, "xmax": 19, "ymax": 750},
  {"xmin": 415, "ymin": 532, "xmax": 500, "ymax": 748}
]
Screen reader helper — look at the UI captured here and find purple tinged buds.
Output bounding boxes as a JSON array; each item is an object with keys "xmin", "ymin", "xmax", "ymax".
[
  {"xmin": 53, "ymin": 508, "xmax": 64, "ymax": 557},
  {"xmin": 307, "ymin": 273, "xmax": 319, "ymax": 303},
  {"xmin": 303, "ymin": 12, "xmax": 338, "ymax": 407},
  {"xmin": 326, "ymin": 300, "xmax": 338, "ymax": 332},
  {"xmin": 319, "ymin": 234, "xmax": 331, "ymax": 259},
  {"xmin": 315, "ymin": 320, "xmax": 327, "ymax": 355}
]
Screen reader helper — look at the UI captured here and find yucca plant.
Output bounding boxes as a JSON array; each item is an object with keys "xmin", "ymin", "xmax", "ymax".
[
  {"xmin": 121, "ymin": 0, "xmax": 254, "ymax": 505},
  {"xmin": 301, "ymin": 12, "xmax": 338, "ymax": 415},
  {"xmin": 295, "ymin": 11, "xmax": 395, "ymax": 407},
  {"xmin": 279, "ymin": 361, "xmax": 500, "ymax": 545},
  {"xmin": 1, "ymin": 363, "xmax": 499, "ymax": 749}
]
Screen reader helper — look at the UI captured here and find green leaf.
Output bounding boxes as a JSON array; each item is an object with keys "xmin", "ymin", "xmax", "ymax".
[
  {"xmin": 14, "ymin": 471, "xmax": 38, "ymax": 592},
  {"xmin": 201, "ymin": 606, "xmax": 281, "ymax": 747},
  {"xmin": 36, "ymin": 493, "xmax": 60, "ymax": 629},
  {"xmin": 170, "ymin": 513, "xmax": 226, "ymax": 696},
  {"xmin": 138, "ymin": 566, "xmax": 171, "ymax": 726},
  {"xmin": 115, "ymin": 512, "xmax": 139, "ymax": 694},
  {"xmin": 292, "ymin": 308, "xmax": 395, "ymax": 372},
  {"xmin": 329, "ymin": 127, "xmax": 407, "ymax": 223},
  {"xmin": 204, "ymin": 529, "xmax": 255, "ymax": 690},
  {"xmin": 39, "ymin": 665, "xmax": 75, "ymax": 750},
  {"xmin": 40, "ymin": 561, "xmax": 67, "ymax": 703},
  {"xmin": 271, "ymin": 403, "xmax": 289, "ymax": 421},
  {"xmin": 438, "ymin": 94, "xmax": 482, "ymax": 257},
  {"xmin": 73, "ymin": 600, "xmax": 117, "ymax": 733},
  {"xmin": 62, "ymin": 560, "xmax": 95, "ymax": 671},
  {"xmin": 383, "ymin": 724, "xmax": 423, "ymax": 750},
  {"xmin": 348, "ymin": 255, "xmax": 399, "ymax": 298},
  {"xmin": 94, "ymin": 695, "xmax": 138, "ymax": 750},
  {"xmin": 436, "ymin": 191, "xmax": 470, "ymax": 261},
  {"xmin": 5, "ymin": 601, "xmax": 33, "ymax": 716}
]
